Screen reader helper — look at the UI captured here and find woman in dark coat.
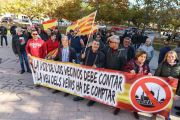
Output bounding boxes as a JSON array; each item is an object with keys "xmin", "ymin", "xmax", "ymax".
[
  {"xmin": 113, "ymin": 50, "xmax": 152, "ymax": 119},
  {"xmin": 152, "ymin": 51, "xmax": 180, "ymax": 120}
]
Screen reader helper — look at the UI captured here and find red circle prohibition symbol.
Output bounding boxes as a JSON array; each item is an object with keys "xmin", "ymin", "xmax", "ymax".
[{"xmin": 130, "ymin": 77, "xmax": 172, "ymax": 112}]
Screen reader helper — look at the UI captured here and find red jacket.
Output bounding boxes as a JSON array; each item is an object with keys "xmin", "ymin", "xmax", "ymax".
[
  {"xmin": 26, "ymin": 38, "xmax": 47, "ymax": 58},
  {"xmin": 46, "ymin": 38, "xmax": 60, "ymax": 54}
]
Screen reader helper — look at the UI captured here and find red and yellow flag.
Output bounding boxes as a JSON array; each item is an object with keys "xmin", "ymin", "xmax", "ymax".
[
  {"xmin": 42, "ymin": 18, "xmax": 58, "ymax": 33},
  {"xmin": 87, "ymin": 23, "xmax": 98, "ymax": 36},
  {"xmin": 78, "ymin": 11, "xmax": 96, "ymax": 35},
  {"xmin": 66, "ymin": 20, "xmax": 78, "ymax": 34}
]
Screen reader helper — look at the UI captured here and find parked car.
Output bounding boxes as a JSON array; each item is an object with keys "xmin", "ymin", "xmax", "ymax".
[
  {"xmin": 111, "ymin": 26, "xmax": 123, "ymax": 31},
  {"xmin": 98, "ymin": 24, "xmax": 106, "ymax": 29},
  {"xmin": 126, "ymin": 27, "xmax": 138, "ymax": 32},
  {"xmin": 1, "ymin": 17, "xmax": 13, "ymax": 23},
  {"xmin": 21, "ymin": 18, "xmax": 29, "ymax": 22},
  {"xmin": 32, "ymin": 19, "xmax": 40, "ymax": 25},
  {"xmin": 145, "ymin": 29, "xmax": 154, "ymax": 34}
]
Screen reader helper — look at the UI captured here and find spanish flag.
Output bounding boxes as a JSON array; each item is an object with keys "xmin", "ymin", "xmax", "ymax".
[
  {"xmin": 78, "ymin": 11, "xmax": 97, "ymax": 35},
  {"xmin": 87, "ymin": 23, "xmax": 98, "ymax": 36},
  {"xmin": 66, "ymin": 20, "xmax": 78, "ymax": 34},
  {"xmin": 42, "ymin": 18, "xmax": 58, "ymax": 33}
]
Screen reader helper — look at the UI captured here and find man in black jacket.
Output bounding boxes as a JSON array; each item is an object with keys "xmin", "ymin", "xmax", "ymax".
[
  {"xmin": 67, "ymin": 29, "xmax": 74, "ymax": 40},
  {"xmin": 96, "ymin": 34, "xmax": 104, "ymax": 50},
  {"xmin": 131, "ymin": 31, "xmax": 139, "ymax": 51},
  {"xmin": 12, "ymin": 27, "xmax": 31, "ymax": 74},
  {"xmin": 143, "ymin": 33, "xmax": 148, "ymax": 43},
  {"xmin": 102, "ymin": 35, "xmax": 127, "ymax": 71},
  {"xmin": 54, "ymin": 27, "xmax": 62, "ymax": 44},
  {"xmin": 10, "ymin": 23, "xmax": 17, "ymax": 36},
  {"xmin": 0, "ymin": 23, "xmax": 8, "ymax": 47},
  {"xmin": 73, "ymin": 39, "xmax": 105, "ymax": 107},
  {"xmin": 123, "ymin": 37, "xmax": 135, "ymax": 62},
  {"xmin": 137, "ymin": 32, "xmax": 144, "ymax": 49},
  {"xmin": 52, "ymin": 35, "xmax": 78, "ymax": 97}
]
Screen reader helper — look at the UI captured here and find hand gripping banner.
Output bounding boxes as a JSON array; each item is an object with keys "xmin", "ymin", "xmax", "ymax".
[{"xmin": 29, "ymin": 56, "xmax": 178, "ymax": 118}]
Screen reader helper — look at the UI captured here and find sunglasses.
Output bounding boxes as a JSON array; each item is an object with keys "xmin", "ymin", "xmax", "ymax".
[
  {"xmin": 109, "ymin": 41, "xmax": 115, "ymax": 43},
  {"xmin": 32, "ymin": 33, "xmax": 38, "ymax": 35}
]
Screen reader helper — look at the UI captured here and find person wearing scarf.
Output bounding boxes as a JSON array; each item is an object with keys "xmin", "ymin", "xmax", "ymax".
[
  {"xmin": 152, "ymin": 51, "xmax": 180, "ymax": 120},
  {"xmin": 113, "ymin": 50, "xmax": 152, "ymax": 119}
]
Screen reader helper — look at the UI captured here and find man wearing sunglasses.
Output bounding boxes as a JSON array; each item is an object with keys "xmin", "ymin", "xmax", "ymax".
[
  {"xmin": 12, "ymin": 27, "xmax": 31, "ymax": 74},
  {"xmin": 26, "ymin": 29, "xmax": 47, "ymax": 59},
  {"xmin": 69, "ymin": 31, "xmax": 85, "ymax": 64}
]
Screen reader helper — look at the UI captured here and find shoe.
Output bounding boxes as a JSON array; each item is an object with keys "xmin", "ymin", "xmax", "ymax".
[
  {"xmin": 113, "ymin": 108, "xmax": 120, "ymax": 115},
  {"xmin": 0, "ymin": 46, "xmax": 2, "ymax": 48},
  {"xmin": 35, "ymin": 84, "xmax": 40, "ymax": 87},
  {"xmin": 52, "ymin": 90, "xmax": 60, "ymax": 94},
  {"xmin": 6, "ymin": 46, "xmax": 9, "ymax": 48},
  {"xmin": 27, "ymin": 70, "xmax": 32, "ymax": 73},
  {"xmin": 73, "ymin": 97, "xmax": 84, "ymax": 101},
  {"xmin": 87, "ymin": 100, "xmax": 95, "ymax": 107},
  {"xmin": 64, "ymin": 93, "xmax": 69, "ymax": 97},
  {"xmin": 133, "ymin": 112, "xmax": 139, "ymax": 119},
  {"xmin": 20, "ymin": 70, "xmax": 25, "ymax": 74},
  {"xmin": 174, "ymin": 106, "xmax": 180, "ymax": 111},
  {"xmin": 151, "ymin": 115, "xmax": 156, "ymax": 120},
  {"xmin": 176, "ymin": 111, "xmax": 180, "ymax": 116}
]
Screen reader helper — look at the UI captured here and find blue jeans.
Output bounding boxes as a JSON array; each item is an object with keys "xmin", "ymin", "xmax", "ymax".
[
  {"xmin": 18, "ymin": 51, "xmax": 30, "ymax": 71},
  {"xmin": 76, "ymin": 53, "xmax": 80, "ymax": 64},
  {"xmin": 133, "ymin": 42, "xmax": 137, "ymax": 51}
]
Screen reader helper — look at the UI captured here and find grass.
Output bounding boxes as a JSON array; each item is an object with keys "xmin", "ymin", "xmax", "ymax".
[{"xmin": 152, "ymin": 41, "xmax": 177, "ymax": 51}]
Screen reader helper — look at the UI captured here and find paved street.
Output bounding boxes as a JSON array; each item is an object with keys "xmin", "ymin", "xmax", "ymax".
[{"xmin": 0, "ymin": 35, "xmax": 179, "ymax": 120}]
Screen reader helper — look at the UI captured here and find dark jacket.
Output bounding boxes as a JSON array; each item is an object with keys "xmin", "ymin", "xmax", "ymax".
[
  {"xmin": 155, "ymin": 61, "xmax": 180, "ymax": 95},
  {"xmin": 78, "ymin": 47, "xmax": 105, "ymax": 68},
  {"xmin": 99, "ymin": 39, "xmax": 105, "ymax": 50},
  {"xmin": 138, "ymin": 34, "xmax": 144, "ymax": 43},
  {"xmin": 12, "ymin": 34, "xmax": 28, "ymax": 54},
  {"xmin": 54, "ymin": 46, "xmax": 78, "ymax": 63},
  {"xmin": 102, "ymin": 45, "xmax": 127, "ymax": 71},
  {"xmin": 132, "ymin": 33, "xmax": 139, "ymax": 43},
  {"xmin": 143, "ymin": 36, "xmax": 148, "ymax": 43},
  {"xmin": 10, "ymin": 26, "xmax": 17, "ymax": 35},
  {"xmin": 158, "ymin": 46, "xmax": 171, "ymax": 64},
  {"xmin": 81, "ymin": 35, "xmax": 88, "ymax": 46},
  {"xmin": 22, "ymin": 27, "xmax": 27, "ymax": 34},
  {"xmin": 25, "ymin": 31, "xmax": 32, "ymax": 40},
  {"xmin": 0, "ymin": 26, "xmax": 7, "ymax": 36},
  {"xmin": 39, "ymin": 33, "xmax": 45, "ymax": 40},
  {"xmin": 44, "ymin": 33, "xmax": 51, "ymax": 42},
  {"xmin": 55, "ymin": 31, "xmax": 62, "ymax": 44},
  {"xmin": 71, "ymin": 36, "xmax": 82, "ymax": 53},
  {"xmin": 67, "ymin": 33, "xmax": 72, "ymax": 40},
  {"xmin": 123, "ymin": 33, "xmax": 130, "ymax": 40},
  {"xmin": 123, "ymin": 58, "xmax": 150, "ymax": 75},
  {"xmin": 124, "ymin": 46, "xmax": 135, "ymax": 62}
]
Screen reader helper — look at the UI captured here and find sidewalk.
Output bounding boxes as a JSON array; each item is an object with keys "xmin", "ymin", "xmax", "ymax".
[{"xmin": 0, "ymin": 35, "xmax": 179, "ymax": 120}]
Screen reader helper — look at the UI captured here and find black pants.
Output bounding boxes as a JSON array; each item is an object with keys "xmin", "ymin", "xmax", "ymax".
[{"xmin": 1, "ymin": 36, "xmax": 8, "ymax": 46}]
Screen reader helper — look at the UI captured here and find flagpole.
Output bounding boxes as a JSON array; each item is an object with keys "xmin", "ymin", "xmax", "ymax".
[{"xmin": 84, "ymin": 11, "xmax": 97, "ymax": 54}]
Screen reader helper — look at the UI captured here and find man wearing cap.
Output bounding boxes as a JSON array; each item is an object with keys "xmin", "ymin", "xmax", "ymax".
[
  {"xmin": 67, "ymin": 29, "xmax": 74, "ymax": 40},
  {"xmin": 10, "ymin": 23, "xmax": 17, "ymax": 36}
]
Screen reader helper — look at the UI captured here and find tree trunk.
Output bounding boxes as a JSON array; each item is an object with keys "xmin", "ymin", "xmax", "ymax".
[
  {"xmin": 170, "ymin": 27, "xmax": 177, "ymax": 43},
  {"xmin": 158, "ymin": 25, "xmax": 161, "ymax": 41},
  {"xmin": 128, "ymin": 20, "xmax": 130, "ymax": 28}
]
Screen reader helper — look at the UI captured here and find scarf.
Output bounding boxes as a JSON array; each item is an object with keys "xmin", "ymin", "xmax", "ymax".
[
  {"xmin": 167, "ymin": 61, "xmax": 177, "ymax": 66},
  {"xmin": 135, "ymin": 59, "xmax": 144, "ymax": 74}
]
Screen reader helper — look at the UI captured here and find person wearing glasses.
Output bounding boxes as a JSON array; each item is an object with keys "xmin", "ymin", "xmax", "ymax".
[
  {"xmin": 0, "ymin": 23, "xmax": 8, "ymax": 48},
  {"xmin": 12, "ymin": 27, "xmax": 31, "ymax": 74},
  {"xmin": 26, "ymin": 29, "xmax": 47, "ymax": 59},
  {"xmin": 69, "ymin": 31, "xmax": 85, "ymax": 64}
]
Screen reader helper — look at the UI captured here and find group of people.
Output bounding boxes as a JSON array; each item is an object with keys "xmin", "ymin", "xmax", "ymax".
[{"xmin": 3, "ymin": 23, "xmax": 180, "ymax": 120}]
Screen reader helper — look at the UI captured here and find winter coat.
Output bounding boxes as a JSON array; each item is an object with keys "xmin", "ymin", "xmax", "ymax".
[
  {"xmin": 102, "ymin": 45, "xmax": 127, "ymax": 71},
  {"xmin": 46, "ymin": 38, "xmax": 60, "ymax": 54},
  {"xmin": 123, "ymin": 58, "xmax": 150, "ymax": 75},
  {"xmin": 44, "ymin": 33, "xmax": 51, "ymax": 42},
  {"xmin": 10, "ymin": 26, "xmax": 17, "ymax": 35},
  {"xmin": 54, "ymin": 46, "xmax": 78, "ymax": 63},
  {"xmin": 155, "ymin": 61, "xmax": 180, "ymax": 96},
  {"xmin": 0, "ymin": 26, "xmax": 7, "ymax": 36},
  {"xmin": 137, "ymin": 44, "xmax": 154, "ymax": 60},
  {"xmin": 12, "ymin": 34, "xmax": 28, "ymax": 54},
  {"xmin": 67, "ymin": 33, "xmax": 72, "ymax": 40},
  {"xmin": 25, "ymin": 38, "xmax": 47, "ymax": 58},
  {"xmin": 124, "ymin": 46, "xmax": 135, "ymax": 62},
  {"xmin": 78, "ymin": 47, "xmax": 105, "ymax": 68},
  {"xmin": 25, "ymin": 31, "xmax": 32, "ymax": 40},
  {"xmin": 158, "ymin": 46, "xmax": 171, "ymax": 64},
  {"xmin": 138, "ymin": 34, "xmax": 144, "ymax": 43},
  {"xmin": 132, "ymin": 33, "xmax": 139, "ymax": 43},
  {"xmin": 173, "ymin": 47, "xmax": 180, "ymax": 60},
  {"xmin": 81, "ymin": 35, "xmax": 88, "ymax": 46}
]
